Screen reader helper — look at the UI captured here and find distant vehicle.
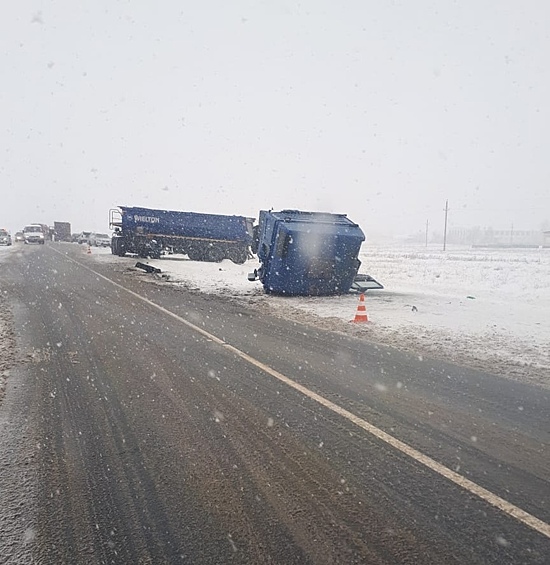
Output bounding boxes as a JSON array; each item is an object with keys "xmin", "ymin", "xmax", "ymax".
[
  {"xmin": 23, "ymin": 224, "xmax": 45, "ymax": 245},
  {"xmin": 0, "ymin": 229, "xmax": 12, "ymax": 246},
  {"xmin": 53, "ymin": 221, "xmax": 72, "ymax": 242},
  {"xmin": 109, "ymin": 206, "xmax": 254, "ymax": 263},
  {"xmin": 76, "ymin": 231, "xmax": 92, "ymax": 244},
  {"xmin": 89, "ymin": 233, "xmax": 111, "ymax": 247},
  {"xmin": 14, "ymin": 232, "xmax": 24, "ymax": 242}
]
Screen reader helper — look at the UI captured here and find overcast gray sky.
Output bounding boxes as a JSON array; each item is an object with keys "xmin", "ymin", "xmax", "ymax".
[{"xmin": 1, "ymin": 1, "xmax": 549, "ymax": 238}]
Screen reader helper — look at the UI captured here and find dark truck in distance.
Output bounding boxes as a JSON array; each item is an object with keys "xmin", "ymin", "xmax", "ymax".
[
  {"xmin": 53, "ymin": 221, "xmax": 72, "ymax": 242},
  {"xmin": 109, "ymin": 206, "xmax": 254, "ymax": 263},
  {"xmin": 248, "ymin": 209, "xmax": 383, "ymax": 296}
]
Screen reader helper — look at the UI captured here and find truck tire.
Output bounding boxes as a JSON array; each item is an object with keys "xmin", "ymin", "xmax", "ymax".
[
  {"xmin": 187, "ymin": 248, "xmax": 202, "ymax": 261},
  {"xmin": 227, "ymin": 246, "xmax": 247, "ymax": 264},
  {"xmin": 207, "ymin": 246, "xmax": 225, "ymax": 263},
  {"xmin": 146, "ymin": 241, "xmax": 162, "ymax": 260},
  {"xmin": 111, "ymin": 237, "xmax": 126, "ymax": 257}
]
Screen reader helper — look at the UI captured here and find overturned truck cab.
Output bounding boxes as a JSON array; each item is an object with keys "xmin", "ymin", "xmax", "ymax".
[
  {"xmin": 249, "ymin": 209, "xmax": 382, "ymax": 296},
  {"xmin": 110, "ymin": 206, "xmax": 253, "ymax": 263}
]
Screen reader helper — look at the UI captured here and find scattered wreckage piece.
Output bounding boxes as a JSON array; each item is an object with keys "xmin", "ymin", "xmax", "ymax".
[{"xmin": 135, "ymin": 262, "xmax": 162, "ymax": 274}]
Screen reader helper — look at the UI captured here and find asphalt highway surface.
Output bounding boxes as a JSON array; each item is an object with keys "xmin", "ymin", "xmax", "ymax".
[{"xmin": 0, "ymin": 243, "xmax": 548, "ymax": 564}]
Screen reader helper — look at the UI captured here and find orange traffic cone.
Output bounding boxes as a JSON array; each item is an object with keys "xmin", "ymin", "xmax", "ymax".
[
  {"xmin": 87, "ymin": 244, "xmax": 92, "ymax": 254},
  {"xmin": 352, "ymin": 293, "xmax": 369, "ymax": 323}
]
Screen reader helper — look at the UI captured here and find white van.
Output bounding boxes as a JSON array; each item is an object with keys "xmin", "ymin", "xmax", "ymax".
[{"xmin": 23, "ymin": 224, "xmax": 45, "ymax": 244}]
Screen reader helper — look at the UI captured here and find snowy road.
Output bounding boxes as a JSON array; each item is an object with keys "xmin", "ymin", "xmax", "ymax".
[
  {"xmin": 91, "ymin": 242, "xmax": 550, "ymax": 389},
  {"xmin": 1, "ymin": 243, "xmax": 549, "ymax": 564}
]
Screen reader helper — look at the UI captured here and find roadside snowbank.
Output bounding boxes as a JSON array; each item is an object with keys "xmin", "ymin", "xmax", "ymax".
[{"xmin": 93, "ymin": 244, "xmax": 550, "ymax": 388}]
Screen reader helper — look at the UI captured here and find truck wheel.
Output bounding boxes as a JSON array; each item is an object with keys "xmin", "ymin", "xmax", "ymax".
[
  {"xmin": 187, "ymin": 248, "xmax": 202, "ymax": 261},
  {"xmin": 227, "ymin": 247, "xmax": 247, "ymax": 264},
  {"xmin": 111, "ymin": 238, "xmax": 126, "ymax": 256},
  {"xmin": 207, "ymin": 246, "xmax": 224, "ymax": 262}
]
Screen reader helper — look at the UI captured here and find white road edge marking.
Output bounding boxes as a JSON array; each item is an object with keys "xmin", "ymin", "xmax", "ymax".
[{"xmin": 58, "ymin": 249, "xmax": 550, "ymax": 540}]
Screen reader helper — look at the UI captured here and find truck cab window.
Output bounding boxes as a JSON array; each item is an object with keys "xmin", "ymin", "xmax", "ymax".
[{"xmin": 275, "ymin": 232, "xmax": 292, "ymax": 258}]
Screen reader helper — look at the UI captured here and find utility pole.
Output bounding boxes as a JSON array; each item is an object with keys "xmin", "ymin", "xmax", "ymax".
[
  {"xmin": 443, "ymin": 200, "xmax": 449, "ymax": 251},
  {"xmin": 425, "ymin": 219, "xmax": 429, "ymax": 248}
]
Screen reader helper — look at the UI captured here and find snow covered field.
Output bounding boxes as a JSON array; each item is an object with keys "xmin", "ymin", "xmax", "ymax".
[{"xmin": 92, "ymin": 243, "xmax": 550, "ymax": 389}]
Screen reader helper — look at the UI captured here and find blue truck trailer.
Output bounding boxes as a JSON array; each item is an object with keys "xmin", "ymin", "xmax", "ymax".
[
  {"xmin": 248, "ymin": 209, "xmax": 382, "ymax": 296},
  {"xmin": 109, "ymin": 206, "xmax": 254, "ymax": 263}
]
